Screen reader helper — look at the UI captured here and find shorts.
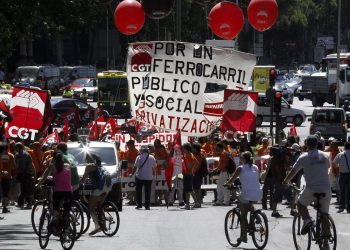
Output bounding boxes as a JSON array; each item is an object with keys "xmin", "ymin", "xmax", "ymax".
[
  {"xmin": 273, "ymin": 183, "xmax": 292, "ymax": 203},
  {"xmin": 298, "ymin": 188, "xmax": 331, "ymax": 214},
  {"xmin": 183, "ymin": 174, "xmax": 193, "ymax": 193},
  {"xmin": 192, "ymin": 175, "xmax": 202, "ymax": 190},
  {"xmin": 90, "ymin": 183, "xmax": 112, "ymax": 197}
]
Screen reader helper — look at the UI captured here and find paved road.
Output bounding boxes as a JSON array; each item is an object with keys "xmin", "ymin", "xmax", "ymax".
[{"xmin": 1, "ymin": 193, "xmax": 349, "ymax": 250}]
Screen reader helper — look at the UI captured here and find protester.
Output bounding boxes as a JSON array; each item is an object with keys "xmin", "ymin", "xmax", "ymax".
[
  {"xmin": 153, "ymin": 139, "xmax": 169, "ymax": 205},
  {"xmin": 284, "ymin": 135, "xmax": 331, "ymax": 248},
  {"xmin": 224, "ymin": 151, "xmax": 262, "ymax": 243},
  {"xmin": 0, "ymin": 142, "xmax": 15, "ymax": 213},
  {"xmin": 182, "ymin": 143, "xmax": 200, "ymax": 210},
  {"xmin": 325, "ymin": 138, "xmax": 341, "ymax": 203},
  {"xmin": 81, "ymin": 153, "xmax": 112, "ymax": 235},
  {"xmin": 333, "ymin": 141, "xmax": 350, "ymax": 213},
  {"xmin": 192, "ymin": 142, "xmax": 205, "ymax": 207},
  {"xmin": 131, "ymin": 145, "xmax": 156, "ymax": 210},
  {"xmin": 37, "ymin": 151, "xmax": 73, "ymax": 234},
  {"xmin": 124, "ymin": 140, "xmax": 139, "ymax": 205},
  {"xmin": 15, "ymin": 142, "xmax": 36, "ymax": 209},
  {"xmin": 168, "ymin": 144, "xmax": 185, "ymax": 206},
  {"xmin": 213, "ymin": 142, "xmax": 231, "ymax": 206}
]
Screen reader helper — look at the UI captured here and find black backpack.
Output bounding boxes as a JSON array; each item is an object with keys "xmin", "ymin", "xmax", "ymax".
[
  {"xmin": 227, "ymin": 155, "xmax": 236, "ymax": 174},
  {"xmin": 198, "ymin": 155, "xmax": 209, "ymax": 178}
]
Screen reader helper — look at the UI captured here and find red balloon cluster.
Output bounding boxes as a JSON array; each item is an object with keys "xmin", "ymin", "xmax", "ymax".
[
  {"xmin": 208, "ymin": 0, "xmax": 279, "ymax": 40},
  {"xmin": 208, "ymin": 1, "xmax": 244, "ymax": 40},
  {"xmin": 247, "ymin": 0, "xmax": 278, "ymax": 32},
  {"xmin": 114, "ymin": 0, "xmax": 145, "ymax": 35}
]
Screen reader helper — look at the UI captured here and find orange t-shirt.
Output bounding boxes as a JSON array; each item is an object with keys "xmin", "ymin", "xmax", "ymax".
[
  {"xmin": 117, "ymin": 149, "xmax": 126, "ymax": 161},
  {"xmin": 125, "ymin": 147, "xmax": 139, "ymax": 164},
  {"xmin": 219, "ymin": 150, "xmax": 230, "ymax": 172},
  {"xmin": 28, "ymin": 149, "xmax": 43, "ymax": 174},
  {"xmin": 183, "ymin": 153, "xmax": 199, "ymax": 175},
  {"xmin": 0, "ymin": 153, "xmax": 15, "ymax": 180},
  {"xmin": 154, "ymin": 147, "xmax": 168, "ymax": 161},
  {"xmin": 201, "ymin": 143, "xmax": 212, "ymax": 157},
  {"xmin": 193, "ymin": 153, "xmax": 204, "ymax": 174}
]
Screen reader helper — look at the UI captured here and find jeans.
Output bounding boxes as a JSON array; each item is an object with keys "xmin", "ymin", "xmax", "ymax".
[
  {"xmin": 135, "ymin": 178, "xmax": 152, "ymax": 209},
  {"xmin": 262, "ymin": 177, "xmax": 274, "ymax": 209},
  {"xmin": 339, "ymin": 173, "xmax": 350, "ymax": 210}
]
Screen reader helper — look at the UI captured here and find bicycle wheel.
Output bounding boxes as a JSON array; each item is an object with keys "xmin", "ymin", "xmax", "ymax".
[
  {"xmin": 71, "ymin": 200, "xmax": 84, "ymax": 239},
  {"xmin": 292, "ymin": 214, "xmax": 311, "ymax": 250},
  {"xmin": 60, "ymin": 213, "xmax": 76, "ymax": 250},
  {"xmin": 32, "ymin": 200, "xmax": 46, "ymax": 236},
  {"xmin": 252, "ymin": 210, "xmax": 269, "ymax": 250},
  {"xmin": 80, "ymin": 202, "xmax": 91, "ymax": 234},
  {"xmin": 101, "ymin": 201, "xmax": 120, "ymax": 236},
  {"xmin": 38, "ymin": 208, "xmax": 50, "ymax": 249},
  {"xmin": 224, "ymin": 209, "xmax": 241, "ymax": 247},
  {"xmin": 319, "ymin": 214, "xmax": 337, "ymax": 250}
]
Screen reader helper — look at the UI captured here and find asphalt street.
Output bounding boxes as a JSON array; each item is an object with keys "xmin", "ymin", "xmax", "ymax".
[{"xmin": 0, "ymin": 193, "xmax": 349, "ymax": 250}]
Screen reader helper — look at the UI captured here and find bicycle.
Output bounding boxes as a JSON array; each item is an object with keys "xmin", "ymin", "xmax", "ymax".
[
  {"xmin": 38, "ymin": 197, "xmax": 77, "ymax": 250},
  {"xmin": 224, "ymin": 185, "xmax": 269, "ymax": 249},
  {"xmin": 80, "ymin": 181, "xmax": 120, "ymax": 236},
  {"xmin": 32, "ymin": 183, "xmax": 85, "ymax": 239},
  {"xmin": 290, "ymin": 184, "xmax": 337, "ymax": 250}
]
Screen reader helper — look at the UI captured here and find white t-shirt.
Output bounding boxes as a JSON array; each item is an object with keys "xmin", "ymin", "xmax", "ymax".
[
  {"xmin": 333, "ymin": 150, "xmax": 350, "ymax": 173},
  {"xmin": 134, "ymin": 153, "xmax": 156, "ymax": 180},
  {"xmin": 239, "ymin": 164, "xmax": 262, "ymax": 202},
  {"xmin": 293, "ymin": 150, "xmax": 330, "ymax": 193}
]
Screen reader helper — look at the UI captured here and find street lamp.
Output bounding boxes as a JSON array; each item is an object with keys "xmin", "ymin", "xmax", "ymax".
[{"xmin": 336, "ymin": 0, "xmax": 341, "ymax": 107}]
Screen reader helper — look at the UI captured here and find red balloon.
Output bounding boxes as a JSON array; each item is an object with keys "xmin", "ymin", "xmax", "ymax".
[
  {"xmin": 208, "ymin": 1, "xmax": 244, "ymax": 40},
  {"xmin": 114, "ymin": 0, "xmax": 145, "ymax": 35},
  {"xmin": 248, "ymin": 0, "xmax": 278, "ymax": 32}
]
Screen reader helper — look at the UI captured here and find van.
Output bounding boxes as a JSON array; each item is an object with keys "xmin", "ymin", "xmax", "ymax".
[
  {"xmin": 59, "ymin": 66, "xmax": 97, "ymax": 86},
  {"xmin": 310, "ymin": 108, "xmax": 347, "ymax": 142},
  {"xmin": 14, "ymin": 65, "xmax": 61, "ymax": 95},
  {"xmin": 256, "ymin": 94, "xmax": 306, "ymax": 127}
]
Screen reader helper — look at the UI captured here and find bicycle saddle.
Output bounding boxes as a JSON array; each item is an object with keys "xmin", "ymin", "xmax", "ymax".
[{"xmin": 313, "ymin": 193, "xmax": 326, "ymax": 199}]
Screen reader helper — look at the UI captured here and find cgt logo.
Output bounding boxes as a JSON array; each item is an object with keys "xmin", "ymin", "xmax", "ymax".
[
  {"xmin": 131, "ymin": 43, "xmax": 153, "ymax": 72},
  {"xmin": 8, "ymin": 126, "xmax": 38, "ymax": 141}
]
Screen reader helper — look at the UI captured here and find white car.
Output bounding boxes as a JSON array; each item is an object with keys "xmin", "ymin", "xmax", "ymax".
[
  {"xmin": 67, "ymin": 140, "xmax": 123, "ymax": 211},
  {"xmin": 256, "ymin": 94, "xmax": 306, "ymax": 127}
]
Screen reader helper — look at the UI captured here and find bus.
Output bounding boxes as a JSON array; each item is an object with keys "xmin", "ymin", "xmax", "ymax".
[
  {"xmin": 321, "ymin": 52, "xmax": 350, "ymax": 72},
  {"xmin": 97, "ymin": 70, "xmax": 131, "ymax": 118}
]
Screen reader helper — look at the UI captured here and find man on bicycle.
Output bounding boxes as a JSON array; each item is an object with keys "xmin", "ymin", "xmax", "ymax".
[
  {"xmin": 224, "ymin": 151, "xmax": 262, "ymax": 243},
  {"xmin": 283, "ymin": 135, "xmax": 331, "ymax": 243}
]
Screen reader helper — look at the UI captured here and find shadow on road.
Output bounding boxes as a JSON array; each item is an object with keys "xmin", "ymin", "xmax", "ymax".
[{"xmin": 0, "ymin": 223, "xmax": 37, "ymax": 246}]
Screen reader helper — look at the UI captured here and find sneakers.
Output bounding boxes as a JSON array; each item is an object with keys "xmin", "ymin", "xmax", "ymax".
[
  {"xmin": 178, "ymin": 202, "xmax": 185, "ymax": 207},
  {"xmin": 135, "ymin": 205, "xmax": 142, "ymax": 209},
  {"xmin": 301, "ymin": 219, "xmax": 313, "ymax": 235},
  {"xmin": 237, "ymin": 236, "xmax": 247, "ymax": 243},
  {"xmin": 290, "ymin": 209, "xmax": 298, "ymax": 217},
  {"xmin": 193, "ymin": 203, "xmax": 201, "ymax": 208},
  {"xmin": 184, "ymin": 204, "xmax": 191, "ymax": 210},
  {"xmin": 271, "ymin": 211, "xmax": 283, "ymax": 218},
  {"xmin": 337, "ymin": 208, "xmax": 345, "ymax": 213}
]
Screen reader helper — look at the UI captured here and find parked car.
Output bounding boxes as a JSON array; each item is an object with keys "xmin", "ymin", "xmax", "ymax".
[
  {"xmin": 51, "ymin": 98, "xmax": 94, "ymax": 125},
  {"xmin": 59, "ymin": 65, "xmax": 96, "ymax": 87},
  {"xmin": 256, "ymin": 94, "xmax": 306, "ymax": 127},
  {"xmin": 68, "ymin": 78, "xmax": 98, "ymax": 101},
  {"xmin": 67, "ymin": 140, "xmax": 122, "ymax": 211},
  {"xmin": 296, "ymin": 64, "xmax": 318, "ymax": 76},
  {"xmin": 310, "ymin": 108, "xmax": 347, "ymax": 143}
]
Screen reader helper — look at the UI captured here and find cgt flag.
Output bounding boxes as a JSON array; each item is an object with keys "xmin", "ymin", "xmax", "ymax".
[
  {"xmin": 41, "ymin": 130, "xmax": 61, "ymax": 147},
  {"xmin": 221, "ymin": 90, "xmax": 258, "ymax": 135},
  {"xmin": 6, "ymin": 86, "xmax": 48, "ymax": 141}
]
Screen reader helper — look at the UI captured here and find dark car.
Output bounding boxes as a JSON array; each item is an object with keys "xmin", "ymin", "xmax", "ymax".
[{"xmin": 51, "ymin": 98, "xmax": 94, "ymax": 125}]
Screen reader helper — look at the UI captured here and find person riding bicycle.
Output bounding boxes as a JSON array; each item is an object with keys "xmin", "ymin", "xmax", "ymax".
[
  {"xmin": 283, "ymin": 135, "xmax": 331, "ymax": 245},
  {"xmin": 224, "ymin": 151, "xmax": 262, "ymax": 243},
  {"xmin": 37, "ymin": 151, "xmax": 73, "ymax": 233},
  {"xmin": 81, "ymin": 153, "xmax": 112, "ymax": 236}
]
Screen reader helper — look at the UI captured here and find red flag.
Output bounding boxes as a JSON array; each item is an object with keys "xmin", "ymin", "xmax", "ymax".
[
  {"xmin": 89, "ymin": 121, "xmax": 99, "ymax": 141},
  {"xmin": 62, "ymin": 119, "xmax": 69, "ymax": 142},
  {"xmin": 100, "ymin": 117, "xmax": 118, "ymax": 137},
  {"xmin": 39, "ymin": 111, "xmax": 55, "ymax": 138},
  {"xmin": 59, "ymin": 108, "xmax": 79, "ymax": 126},
  {"xmin": 165, "ymin": 130, "xmax": 182, "ymax": 189},
  {"xmin": 41, "ymin": 130, "xmax": 60, "ymax": 147},
  {"xmin": 221, "ymin": 90, "xmax": 258, "ymax": 136},
  {"xmin": 0, "ymin": 100, "xmax": 10, "ymax": 116},
  {"xmin": 289, "ymin": 122, "xmax": 297, "ymax": 137}
]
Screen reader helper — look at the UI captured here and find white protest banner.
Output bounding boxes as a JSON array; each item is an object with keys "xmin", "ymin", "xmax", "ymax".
[{"xmin": 127, "ymin": 41, "xmax": 256, "ymax": 137}]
